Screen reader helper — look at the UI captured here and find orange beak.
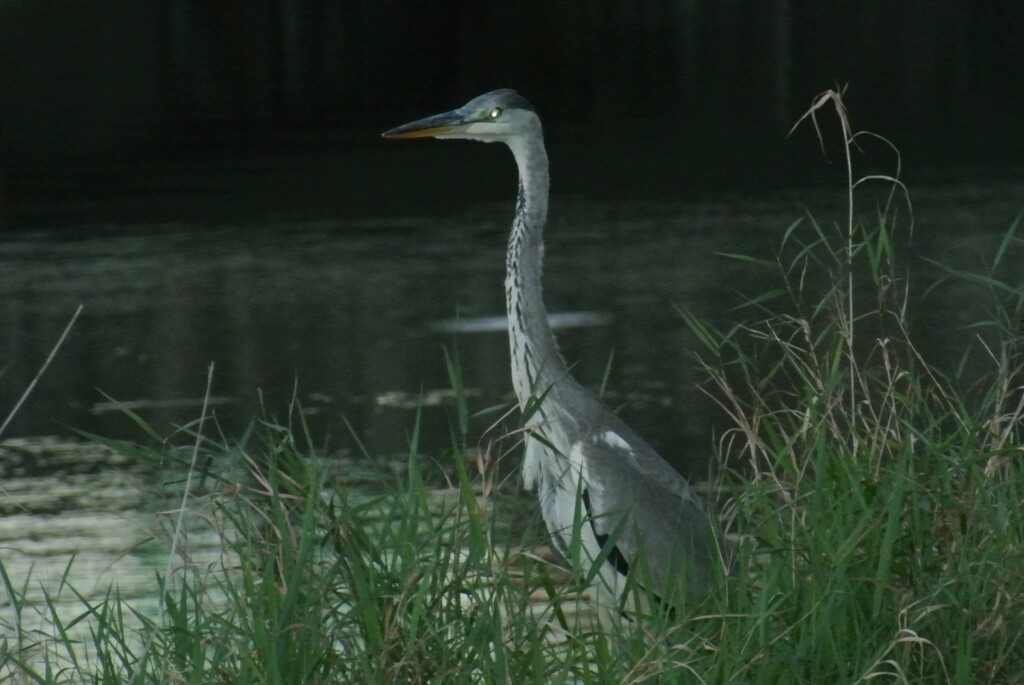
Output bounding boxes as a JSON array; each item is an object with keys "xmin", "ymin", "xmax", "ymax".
[{"xmin": 382, "ymin": 109, "xmax": 470, "ymax": 139}]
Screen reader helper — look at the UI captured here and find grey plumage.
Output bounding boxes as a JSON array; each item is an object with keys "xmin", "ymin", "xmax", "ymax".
[{"xmin": 384, "ymin": 89, "xmax": 724, "ymax": 604}]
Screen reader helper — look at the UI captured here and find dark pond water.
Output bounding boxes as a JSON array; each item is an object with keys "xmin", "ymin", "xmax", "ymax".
[
  {"xmin": 0, "ymin": 153, "xmax": 1021, "ymax": 660},
  {"xmin": 2, "ymin": 173, "xmax": 1022, "ymax": 480}
]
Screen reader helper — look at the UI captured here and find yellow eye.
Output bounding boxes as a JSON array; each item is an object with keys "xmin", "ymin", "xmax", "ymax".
[{"xmin": 489, "ymin": 107, "xmax": 502, "ymax": 119}]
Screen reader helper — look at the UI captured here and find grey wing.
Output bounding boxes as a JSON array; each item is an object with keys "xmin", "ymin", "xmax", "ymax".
[{"xmin": 578, "ymin": 427, "xmax": 720, "ymax": 595}]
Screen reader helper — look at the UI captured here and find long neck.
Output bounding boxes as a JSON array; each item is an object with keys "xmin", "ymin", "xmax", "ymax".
[{"xmin": 504, "ymin": 131, "xmax": 570, "ymax": 411}]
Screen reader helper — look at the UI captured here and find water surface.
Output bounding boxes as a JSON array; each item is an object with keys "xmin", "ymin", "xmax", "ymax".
[
  {"xmin": 2, "ymin": 180, "xmax": 1022, "ymax": 468},
  {"xmin": 1, "ymin": 176, "xmax": 1022, "ymax": 652}
]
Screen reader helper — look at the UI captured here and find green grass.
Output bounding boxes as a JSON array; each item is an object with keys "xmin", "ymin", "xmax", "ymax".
[{"xmin": 2, "ymin": 89, "xmax": 1024, "ymax": 683}]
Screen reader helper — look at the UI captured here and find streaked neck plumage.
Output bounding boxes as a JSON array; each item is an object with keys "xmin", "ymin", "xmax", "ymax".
[{"xmin": 504, "ymin": 128, "xmax": 570, "ymax": 413}]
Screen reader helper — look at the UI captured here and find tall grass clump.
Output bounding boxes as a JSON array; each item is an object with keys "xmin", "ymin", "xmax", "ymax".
[
  {"xmin": 682, "ymin": 90, "xmax": 1024, "ymax": 683},
  {"xmin": 0, "ymin": 383, "xmax": 618, "ymax": 683}
]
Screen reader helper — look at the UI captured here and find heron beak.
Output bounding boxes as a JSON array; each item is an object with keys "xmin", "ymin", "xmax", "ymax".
[{"xmin": 382, "ymin": 109, "xmax": 471, "ymax": 139}]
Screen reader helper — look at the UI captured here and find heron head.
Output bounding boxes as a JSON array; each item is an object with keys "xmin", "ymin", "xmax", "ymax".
[{"xmin": 382, "ymin": 89, "xmax": 539, "ymax": 144}]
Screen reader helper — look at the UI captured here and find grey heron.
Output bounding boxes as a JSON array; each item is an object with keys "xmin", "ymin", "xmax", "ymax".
[{"xmin": 383, "ymin": 89, "xmax": 724, "ymax": 606}]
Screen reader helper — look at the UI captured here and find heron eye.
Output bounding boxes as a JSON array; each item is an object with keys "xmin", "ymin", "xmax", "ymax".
[{"xmin": 489, "ymin": 107, "xmax": 502, "ymax": 120}]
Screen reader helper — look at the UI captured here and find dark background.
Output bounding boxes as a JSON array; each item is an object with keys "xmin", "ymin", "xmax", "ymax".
[{"xmin": 1, "ymin": 0, "xmax": 1022, "ymax": 226}]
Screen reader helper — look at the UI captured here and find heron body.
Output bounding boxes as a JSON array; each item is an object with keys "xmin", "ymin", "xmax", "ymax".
[{"xmin": 384, "ymin": 90, "xmax": 722, "ymax": 604}]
